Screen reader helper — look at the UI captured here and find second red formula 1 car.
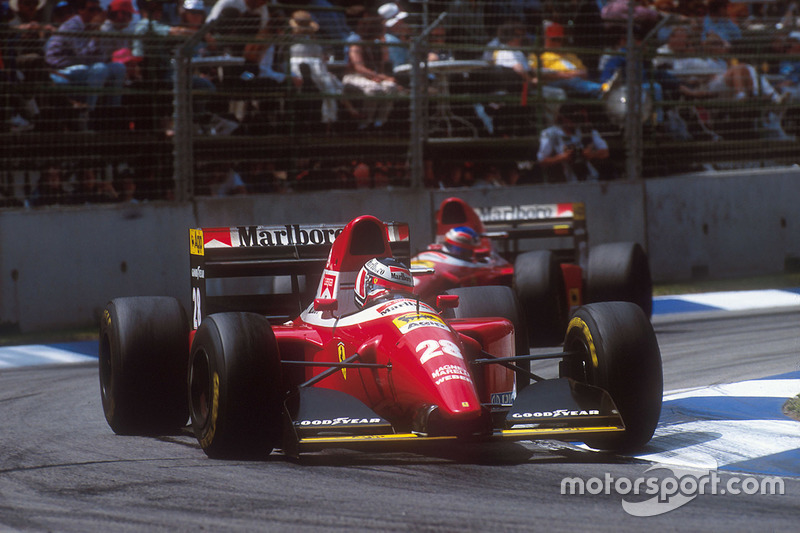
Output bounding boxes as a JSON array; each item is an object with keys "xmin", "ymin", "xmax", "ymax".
[
  {"xmin": 99, "ymin": 215, "xmax": 662, "ymax": 460},
  {"xmin": 412, "ymin": 197, "xmax": 653, "ymax": 346}
]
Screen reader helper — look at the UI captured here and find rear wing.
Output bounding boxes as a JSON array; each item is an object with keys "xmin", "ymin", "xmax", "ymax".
[
  {"xmin": 474, "ymin": 202, "xmax": 588, "ymax": 266},
  {"xmin": 190, "ymin": 222, "xmax": 410, "ymax": 328}
]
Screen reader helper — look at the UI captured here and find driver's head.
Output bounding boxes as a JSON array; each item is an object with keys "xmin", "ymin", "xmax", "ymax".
[
  {"xmin": 354, "ymin": 257, "xmax": 414, "ymax": 309},
  {"xmin": 443, "ymin": 226, "xmax": 479, "ymax": 260}
]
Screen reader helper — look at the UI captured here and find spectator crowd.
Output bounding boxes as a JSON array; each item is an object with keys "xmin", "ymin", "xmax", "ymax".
[{"xmin": 2, "ymin": 0, "xmax": 800, "ymax": 203}]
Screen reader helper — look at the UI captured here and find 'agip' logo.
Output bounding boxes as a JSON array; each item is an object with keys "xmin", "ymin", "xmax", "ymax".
[
  {"xmin": 392, "ymin": 312, "xmax": 449, "ymax": 334},
  {"xmin": 190, "ymin": 229, "xmax": 204, "ymax": 256}
]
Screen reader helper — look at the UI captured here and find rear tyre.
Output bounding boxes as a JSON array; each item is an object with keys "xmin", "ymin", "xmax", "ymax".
[
  {"xmin": 586, "ymin": 242, "xmax": 653, "ymax": 318},
  {"xmin": 560, "ymin": 302, "xmax": 662, "ymax": 452},
  {"xmin": 442, "ymin": 285, "xmax": 530, "ymax": 387},
  {"xmin": 99, "ymin": 296, "xmax": 189, "ymax": 435},
  {"xmin": 189, "ymin": 312, "xmax": 283, "ymax": 459},
  {"xmin": 513, "ymin": 250, "xmax": 567, "ymax": 346}
]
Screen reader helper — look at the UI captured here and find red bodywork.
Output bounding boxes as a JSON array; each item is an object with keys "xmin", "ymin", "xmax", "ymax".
[
  {"xmin": 192, "ymin": 215, "xmax": 516, "ymax": 437},
  {"xmin": 412, "ymin": 197, "xmax": 585, "ymax": 310}
]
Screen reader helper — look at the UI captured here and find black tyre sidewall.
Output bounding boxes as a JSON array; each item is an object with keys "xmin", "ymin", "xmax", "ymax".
[
  {"xmin": 513, "ymin": 250, "xmax": 567, "ymax": 346},
  {"xmin": 586, "ymin": 242, "xmax": 653, "ymax": 317},
  {"xmin": 189, "ymin": 312, "xmax": 283, "ymax": 459},
  {"xmin": 443, "ymin": 285, "xmax": 529, "ymax": 388},
  {"xmin": 99, "ymin": 296, "xmax": 189, "ymax": 435},
  {"xmin": 562, "ymin": 302, "xmax": 663, "ymax": 452}
]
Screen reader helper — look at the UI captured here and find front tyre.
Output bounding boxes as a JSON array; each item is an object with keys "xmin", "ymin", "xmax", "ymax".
[
  {"xmin": 189, "ymin": 313, "xmax": 283, "ymax": 459},
  {"xmin": 99, "ymin": 296, "xmax": 189, "ymax": 435},
  {"xmin": 561, "ymin": 302, "xmax": 662, "ymax": 452}
]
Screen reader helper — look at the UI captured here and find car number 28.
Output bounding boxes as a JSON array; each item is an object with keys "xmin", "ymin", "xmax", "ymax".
[{"xmin": 416, "ymin": 339, "xmax": 463, "ymax": 364}]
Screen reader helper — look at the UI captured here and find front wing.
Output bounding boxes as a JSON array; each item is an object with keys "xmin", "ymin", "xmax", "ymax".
[{"xmin": 281, "ymin": 378, "xmax": 624, "ymax": 455}]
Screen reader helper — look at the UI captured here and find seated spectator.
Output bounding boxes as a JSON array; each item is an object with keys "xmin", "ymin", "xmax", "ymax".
[
  {"xmin": 703, "ymin": 0, "xmax": 741, "ymax": 44},
  {"xmin": 673, "ymin": 30, "xmax": 790, "ymax": 139},
  {"xmin": 528, "ymin": 22, "xmax": 604, "ymax": 100},
  {"xmin": 45, "ymin": 0, "xmax": 127, "ymax": 130},
  {"xmin": 427, "ymin": 23, "xmax": 454, "ymax": 62},
  {"xmin": 653, "ymin": 24, "xmax": 695, "ymax": 71},
  {"xmin": 342, "ymin": 12, "xmax": 402, "ymax": 131},
  {"xmin": 777, "ymin": 32, "xmax": 800, "ymax": 101},
  {"xmin": 489, "ymin": 21, "xmax": 536, "ymax": 88},
  {"xmin": 200, "ymin": 162, "xmax": 248, "ymax": 195},
  {"xmin": 69, "ymin": 164, "xmax": 118, "ymax": 204},
  {"xmin": 133, "ymin": 0, "xmax": 195, "ymax": 82},
  {"xmin": 206, "ymin": 0, "xmax": 270, "ymax": 64},
  {"xmin": 676, "ymin": 32, "xmax": 771, "ymax": 102},
  {"xmin": 289, "ymin": 10, "xmax": 358, "ymax": 130},
  {"xmin": 471, "ymin": 163, "xmax": 502, "ymax": 188},
  {"xmin": 132, "ymin": 0, "xmax": 213, "ymax": 133},
  {"xmin": 30, "ymin": 161, "xmax": 70, "ymax": 206},
  {"xmin": 4, "ymin": 0, "xmax": 54, "ymax": 130},
  {"xmin": 480, "ymin": 21, "xmax": 566, "ymax": 134},
  {"xmin": 99, "ymin": 0, "xmax": 135, "ymax": 60},
  {"xmin": 537, "ymin": 104, "xmax": 613, "ymax": 183},
  {"xmin": 205, "ymin": 1, "xmax": 296, "ymax": 131},
  {"xmin": 554, "ymin": 0, "xmax": 603, "ymax": 77},
  {"xmin": 379, "ymin": 2, "xmax": 411, "ymax": 69}
]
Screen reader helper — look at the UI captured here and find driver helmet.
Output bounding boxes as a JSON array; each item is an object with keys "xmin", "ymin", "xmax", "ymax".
[
  {"xmin": 443, "ymin": 226, "xmax": 480, "ymax": 260},
  {"xmin": 354, "ymin": 257, "xmax": 414, "ymax": 309}
]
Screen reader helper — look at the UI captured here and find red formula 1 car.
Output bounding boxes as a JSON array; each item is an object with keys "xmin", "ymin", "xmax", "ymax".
[
  {"xmin": 412, "ymin": 197, "xmax": 653, "ymax": 346},
  {"xmin": 99, "ymin": 215, "xmax": 662, "ymax": 459}
]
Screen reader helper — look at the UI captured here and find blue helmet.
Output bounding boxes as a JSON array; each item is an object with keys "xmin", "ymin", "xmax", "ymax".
[{"xmin": 443, "ymin": 226, "xmax": 479, "ymax": 260}]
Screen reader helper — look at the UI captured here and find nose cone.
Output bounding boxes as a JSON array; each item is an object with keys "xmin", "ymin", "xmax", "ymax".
[
  {"xmin": 429, "ymin": 363, "xmax": 481, "ymax": 416},
  {"xmin": 412, "ymin": 402, "xmax": 490, "ymax": 437}
]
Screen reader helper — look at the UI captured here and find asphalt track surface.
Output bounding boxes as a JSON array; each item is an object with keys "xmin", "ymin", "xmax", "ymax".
[{"xmin": 1, "ymin": 306, "xmax": 799, "ymax": 531}]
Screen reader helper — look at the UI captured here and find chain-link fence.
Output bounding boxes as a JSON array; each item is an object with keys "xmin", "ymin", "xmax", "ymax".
[{"xmin": 2, "ymin": 0, "xmax": 799, "ymax": 206}]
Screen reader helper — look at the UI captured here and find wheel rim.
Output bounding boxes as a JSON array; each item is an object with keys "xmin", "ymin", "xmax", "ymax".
[
  {"xmin": 189, "ymin": 349, "xmax": 212, "ymax": 428},
  {"xmin": 563, "ymin": 328, "xmax": 596, "ymax": 385}
]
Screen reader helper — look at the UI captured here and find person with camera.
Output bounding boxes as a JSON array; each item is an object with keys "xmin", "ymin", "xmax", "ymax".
[{"xmin": 536, "ymin": 104, "xmax": 613, "ymax": 183}]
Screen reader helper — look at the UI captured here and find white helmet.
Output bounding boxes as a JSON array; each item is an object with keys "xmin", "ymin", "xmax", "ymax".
[{"xmin": 354, "ymin": 257, "xmax": 414, "ymax": 309}]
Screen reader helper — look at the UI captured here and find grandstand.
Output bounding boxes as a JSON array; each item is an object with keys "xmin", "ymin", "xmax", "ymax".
[{"xmin": 2, "ymin": 0, "xmax": 799, "ymax": 205}]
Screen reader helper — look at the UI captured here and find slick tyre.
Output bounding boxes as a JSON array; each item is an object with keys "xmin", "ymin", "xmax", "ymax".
[
  {"xmin": 99, "ymin": 296, "xmax": 189, "ymax": 435},
  {"xmin": 586, "ymin": 242, "xmax": 653, "ymax": 318},
  {"xmin": 561, "ymin": 302, "xmax": 662, "ymax": 452},
  {"xmin": 513, "ymin": 250, "xmax": 567, "ymax": 347},
  {"xmin": 189, "ymin": 312, "xmax": 283, "ymax": 459},
  {"xmin": 442, "ymin": 285, "xmax": 530, "ymax": 387}
]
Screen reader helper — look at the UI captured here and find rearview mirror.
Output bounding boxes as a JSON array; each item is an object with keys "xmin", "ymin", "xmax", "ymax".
[
  {"xmin": 313, "ymin": 298, "xmax": 338, "ymax": 311},
  {"xmin": 436, "ymin": 294, "xmax": 459, "ymax": 309}
]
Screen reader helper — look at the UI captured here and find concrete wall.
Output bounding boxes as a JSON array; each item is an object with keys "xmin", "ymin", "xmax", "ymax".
[
  {"xmin": 2, "ymin": 169, "xmax": 798, "ymax": 332},
  {"xmin": 645, "ymin": 168, "xmax": 800, "ymax": 281}
]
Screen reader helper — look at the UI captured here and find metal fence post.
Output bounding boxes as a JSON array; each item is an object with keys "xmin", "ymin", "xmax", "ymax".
[
  {"xmin": 409, "ymin": 39, "xmax": 426, "ymax": 189},
  {"xmin": 624, "ymin": 1, "xmax": 643, "ymax": 182},
  {"xmin": 409, "ymin": 11, "xmax": 446, "ymax": 189},
  {"xmin": 173, "ymin": 49, "xmax": 193, "ymax": 202}
]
